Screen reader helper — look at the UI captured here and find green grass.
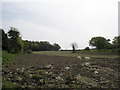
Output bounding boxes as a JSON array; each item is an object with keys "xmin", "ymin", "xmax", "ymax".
[
  {"xmin": 78, "ymin": 49, "xmax": 118, "ymax": 54},
  {"xmin": 2, "ymin": 51, "xmax": 20, "ymax": 66},
  {"xmin": 2, "ymin": 81, "xmax": 18, "ymax": 89},
  {"xmin": 34, "ymin": 51, "xmax": 118, "ymax": 58}
]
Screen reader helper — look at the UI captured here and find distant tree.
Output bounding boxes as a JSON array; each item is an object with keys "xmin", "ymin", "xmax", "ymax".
[
  {"xmin": 112, "ymin": 36, "xmax": 120, "ymax": 48},
  {"xmin": 8, "ymin": 27, "xmax": 24, "ymax": 53},
  {"xmin": 53, "ymin": 43, "xmax": 61, "ymax": 51},
  {"xmin": 1, "ymin": 27, "xmax": 61, "ymax": 53},
  {"xmin": 106, "ymin": 40, "xmax": 113, "ymax": 49},
  {"xmin": 89, "ymin": 37, "xmax": 109, "ymax": 50},
  {"xmin": 71, "ymin": 42, "xmax": 78, "ymax": 53},
  {"xmin": 107, "ymin": 39, "xmax": 111, "ymax": 42},
  {"xmin": 1, "ymin": 29, "xmax": 9, "ymax": 51},
  {"xmin": 25, "ymin": 41, "xmax": 61, "ymax": 51},
  {"xmin": 23, "ymin": 40, "xmax": 29, "ymax": 51},
  {"xmin": 84, "ymin": 47, "xmax": 90, "ymax": 50},
  {"xmin": 38, "ymin": 41, "xmax": 51, "ymax": 51}
]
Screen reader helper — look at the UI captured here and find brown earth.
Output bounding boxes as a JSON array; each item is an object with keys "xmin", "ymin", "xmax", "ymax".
[{"xmin": 2, "ymin": 53, "xmax": 120, "ymax": 88}]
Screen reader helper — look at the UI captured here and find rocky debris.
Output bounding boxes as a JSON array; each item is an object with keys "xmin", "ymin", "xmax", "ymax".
[
  {"xmin": 2, "ymin": 64, "xmax": 118, "ymax": 88},
  {"xmin": 16, "ymin": 68, "xmax": 20, "ymax": 71},
  {"xmin": 46, "ymin": 64, "xmax": 53, "ymax": 69},
  {"xmin": 85, "ymin": 57, "xmax": 90, "ymax": 60},
  {"xmin": 38, "ymin": 65, "xmax": 53, "ymax": 70},
  {"xmin": 94, "ymin": 71, "xmax": 99, "ymax": 74},
  {"xmin": 2, "ymin": 55, "xmax": 119, "ymax": 88},
  {"xmin": 56, "ymin": 76, "xmax": 62, "ymax": 80},
  {"xmin": 65, "ymin": 67, "xmax": 70, "ymax": 70},
  {"xmin": 82, "ymin": 62, "xmax": 91, "ymax": 67},
  {"xmin": 75, "ymin": 74, "xmax": 98, "ymax": 87},
  {"xmin": 77, "ymin": 56, "xmax": 81, "ymax": 59},
  {"xmin": 17, "ymin": 76, "xmax": 22, "ymax": 81},
  {"xmin": 21, "ymin": 67, "xmax": 25, "ymax": 73},
  {"xmin": 29, "ymin": 74, "xmax": 33, "ymax": 77},
  {"xmin": 7, "ymin": 78, "xmax": 11, "ymax": 81}
]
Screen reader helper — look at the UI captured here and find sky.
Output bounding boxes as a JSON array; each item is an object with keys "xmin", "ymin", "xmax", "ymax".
[{"xmin": 1, "ymin": 0, "xmax": 119, "ymax": 49}]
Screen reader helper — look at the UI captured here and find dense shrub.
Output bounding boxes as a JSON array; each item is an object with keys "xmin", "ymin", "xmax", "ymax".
[
  {"xmin": 84, "ymin": 47, "xmax": 90, "ymax": 50},
  {"xmin": 2, "ymin": 51, "xmax": 19, "ymax": 66},
  {"xmin": 25, "ymin": 49, "xmax": 32, "ymax": 54}
]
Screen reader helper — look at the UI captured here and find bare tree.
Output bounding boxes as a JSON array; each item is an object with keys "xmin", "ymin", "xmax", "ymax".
[{"xmin": 71, "ymin": 42, "xmax": 78, "ymax": 53}]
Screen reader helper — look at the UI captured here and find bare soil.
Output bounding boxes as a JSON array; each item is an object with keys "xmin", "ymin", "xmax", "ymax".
[{"xmin": 2, "ymin": 53, "xmax": 120, "ymax": 88}]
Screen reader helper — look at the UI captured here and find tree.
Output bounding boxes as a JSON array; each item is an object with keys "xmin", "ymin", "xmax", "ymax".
[
  {"xmin": 89, "ymin": 37, "xmax": 109, "ymax": 50},
  {"xmin": 71, "ymin": 42, "xmax": 78, "ymax": 53},
  {"xmin": 23, "ymin": 40, "xmax": 29, "ymax": 51},
  {"xmin": 112, "ymin": 36, "xmax": 120, "ymax": 48},
  {"xmin": 1, "ymin": 29, "xmax": 9, "ymax": 51},
  {"xmin": 84, "ymin": 47, "xmax": 90, "ymax": 50},
  {"xmin": 53, "ymin": 43, "xmax": 61, "ymax": 51},
  {"xmin": 8, "ymin": 27, "xmax": 24, "ymax": 53}
]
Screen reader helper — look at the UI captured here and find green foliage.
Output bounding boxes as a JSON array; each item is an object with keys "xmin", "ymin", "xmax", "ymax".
[
  {"xmin": 84, "ymin": 47, "xmax": 90, "ymax": 50},
  {"xmin": 25, "ymin": 49, "xmax": 32, "ymax": 54},
  {"xmin": 112, "ymin": 48, "xmax": 120, "ymax": 54},
  {"xmin": 112, "ymin": 36, "xmax": 120, "ymax": 48},
  {"xmin": 34, "ymin": 51, "xmax": 118, "ymax": 58},
  {"xmin": 65, "ymin": 74, "xmax": 74, "ymax": 85},
  {"xmin": 23, "ymin": 40, "xmax": 61, "ymax": 51},
  {"xmin": 1, "ymin": 28, "xmax": 61, "ymax": 53},
  {"xmin": 2, "ymin": 81, "xmax": 18, "ymax": 89},
  {"xmin": 33, "ymin": 74, "xmax": 44, "ymax": 80},
  {"xmin": 1, "ymin": 29, "xmax": 9, "ymax": 51},
  {"xmin": 89, "ymin": 36, "xmax": 120, "ymax": 52},
  {"xmin": 52, "ymin": 43, "xmax": 61, "ymax": 51},
  {"xmin": 35, "ymin": 70, "xmax": 46, "ymax": 74},
  {"xmin": 8, "ymin": 27, "xmax": 24, "ymax": 54},
  {"xmin": 89, "ymin": 36, "xmax": 111, "ymax": 49},
  {"xmin": 8, "ymin": 27, "xmax": 20, "ymax": 39},
  {"xmin": 23, "ymin": 40, "xmax": 29, "ymax": 51},
  {"xmin": 2, "ymin": 51, "xmax": 18, "ymax": 66}
]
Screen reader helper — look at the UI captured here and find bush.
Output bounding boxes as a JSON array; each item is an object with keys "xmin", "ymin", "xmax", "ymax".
[
  {"xmin": 84, "ymin": 47, "xmax": 90, "ymax": 50},
  {"xmin": 2, "ymin": 51, "xmax": 18, "ymax": 66},
  {"xmin": 112, "ymin": 48, "xmax": 120, "ymax": 54},
  {"xmin": 25, "ymin": 49, "xmax": 32, "ymax": 54}
]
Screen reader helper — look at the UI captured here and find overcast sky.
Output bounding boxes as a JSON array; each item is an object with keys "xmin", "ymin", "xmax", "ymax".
[{"xmin": 1, "ymin": 0, "xmax": 119, "ymax": 49}]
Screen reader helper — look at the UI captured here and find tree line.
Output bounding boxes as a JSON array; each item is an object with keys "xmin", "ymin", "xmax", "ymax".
[
  {"xmin": 89, "ymin": 36, "xmax": 120, "ymax": 50},
  {"xmin": 71, "ymin": 36, "xmax": 120, "ymax": 53},
  {"xmin": 1, "ymin": 27, "xmax": 61, "ymax": 54},
  {"xmin": 1, "ymin": 27, "xmax": 120, "ymax": 54}
]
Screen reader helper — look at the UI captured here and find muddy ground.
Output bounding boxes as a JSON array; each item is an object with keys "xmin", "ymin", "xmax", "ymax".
[{"xmin": 2, "ymin": 54, "xmax": 120, "ymax": 88}]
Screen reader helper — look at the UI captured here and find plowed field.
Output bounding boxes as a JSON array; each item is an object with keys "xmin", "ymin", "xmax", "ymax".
[{"xmin": 3, "ymin": 53, "xmax": 119, "ymax": 88}]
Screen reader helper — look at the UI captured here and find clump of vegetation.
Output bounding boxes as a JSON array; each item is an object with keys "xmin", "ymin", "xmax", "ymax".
[
  {"xmin": 2, "ymin": 81, "xmax": 18, "ymax": 89},
  {"xmin": 89, "ymin": 36, "xmax": 120, "ymax": 52},
  {"xmin": 35, "ymin": 70, "xmax": 46, "ymax": 74},
  {"xmin": 25, "ymin": 49, "xmax": 32, "ymax": 54},
  {"xmin": 84, "ymin": 47, "xmax": 90, "ymax": 50},
  {"xmin": 32, "ymin": 74, "xmax": 44, "ymax": 80},
  {"xmin": 1, "ymin": 28, "xmax": 61, "ymax": 54},
  {"xmin": 2, "ymin": 51, "xmax": 18, "ymax": 66}
]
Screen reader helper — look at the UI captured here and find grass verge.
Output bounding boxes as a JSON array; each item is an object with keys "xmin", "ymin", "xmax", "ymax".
[
  {"xmin": 2, "ymin": 51, "xmax": 21, "ymax": 66},
  {"xmin": 33, "ymin": 51, "xmax": 118, "ymax": 58}
]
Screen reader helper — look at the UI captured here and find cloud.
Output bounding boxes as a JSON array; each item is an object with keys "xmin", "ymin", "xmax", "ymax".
[
  {"xmin": 2, "ymin": 0, "xmax": 119, "ymax": 49},
  {"xmin": 2, "ymin": 19, "xmax": 72, "ymax": 48}
]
